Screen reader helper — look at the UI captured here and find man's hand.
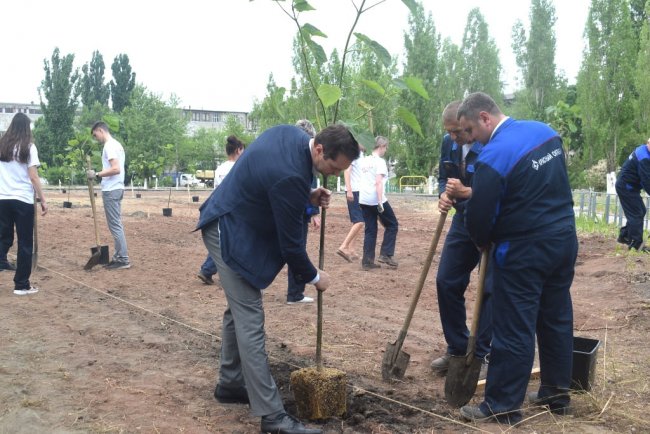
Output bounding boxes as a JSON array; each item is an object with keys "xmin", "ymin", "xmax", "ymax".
[
  {"xmin": 445, "ymin": 178, "xmax": 471, "ymax": 200},
  {"xmin": 311, "ymin": 215, "xmax": 321, "ymax": 229},
  {"xmin": 346, "ymin": 190, "xmax": 354, "ymax": 202},
  {"xmin": 438, "ymin": 192, "xmax": 455, "ymax": 213},
  {"xmin": 310, "ymin": 187, "xmax": 332, "ymax": 209},
  {"xmin": 314, "ymin": 269, "xmax": 330, "ymax": 291},
  {"xmin": 86, "ymin": 169, "xmax": 97, "ymax": 180},
  {"xmin": 377, "ymin": 203, "xmax": 385, "ymax": 214}
]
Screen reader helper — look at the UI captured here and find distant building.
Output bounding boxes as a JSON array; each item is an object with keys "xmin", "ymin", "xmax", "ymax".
[
  {"xmin": 181, "ymin": 107, "xmax": 252, "ymax": 135},
  {"xmin": 0, "ymin": 102, "xmax": 43, "ymax": 134}
]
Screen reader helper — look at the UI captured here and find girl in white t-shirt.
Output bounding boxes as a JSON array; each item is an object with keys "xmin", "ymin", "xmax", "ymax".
[{"xmin": 0, "ymin": 113, "xmax": 48, "ymax": 295}]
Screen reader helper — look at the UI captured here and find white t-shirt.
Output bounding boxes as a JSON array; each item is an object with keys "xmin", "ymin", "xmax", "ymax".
[
  {"xmin": 214, "ymin": 160, "xmax": 235, "ymax": 188},
  {"xmin": 349, "ymin": 155, "xmax": 363, "ymax": 192},
  {"xmin": 358, "ymin": 153, "xmax": 388, "ymax": 206},
  {"xmin": 101, "ymin": 137, "xmax": 125, "ymax": 191},
  {"xmin": 0, "ymin": 143, "xmax": 40, "ymax": 204}
]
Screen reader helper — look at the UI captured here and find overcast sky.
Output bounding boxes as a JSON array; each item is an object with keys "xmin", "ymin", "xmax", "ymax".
[{"xmin": 1, "ymin": 0, "xmax": 590, "ymax": 113}]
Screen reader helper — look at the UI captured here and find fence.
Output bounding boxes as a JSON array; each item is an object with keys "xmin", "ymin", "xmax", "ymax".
[
  {"xmin": 398, "ymin": 176, "xmax": 428, "ymax": 193},
  {"xmin": 573, "ymin": 190, "xmax": 650, "ymax": 229}
]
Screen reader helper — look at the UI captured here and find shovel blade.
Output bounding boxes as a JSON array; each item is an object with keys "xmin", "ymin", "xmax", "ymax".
[
  {"xmin": 444, "ymin": 355, "xmax": 483, "ymax": 407},
  {"xmin": 381, "ymin": 342, "xmax": 410, "ymax": 380},
  {"xmin": 84, "ymin": 251, "xmax": 102, "ymax": 270}
]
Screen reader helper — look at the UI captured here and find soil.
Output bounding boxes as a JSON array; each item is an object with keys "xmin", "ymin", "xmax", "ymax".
[{"xmin": 1, "ymin": 188, "xmax": 649, "ymax": 433}]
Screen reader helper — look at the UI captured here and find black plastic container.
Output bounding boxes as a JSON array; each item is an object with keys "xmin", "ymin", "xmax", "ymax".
[
  {"xmin": 162, "ymin": 208, "xmax": 173, "ymax": 217},
  {"xmin": 192, "ymin": 195, "xmax": 199, "ymax": 202},
  {"xmin": 63, "ymin": 201, "xmax": 72, "ymax": 208},
  {"xmin": 136, "ymin": 193, "xmax": 142, "ymax": 199},
  {"xmin": 571, "ymin": 336, "xmax": 600, "ymax": 391}
]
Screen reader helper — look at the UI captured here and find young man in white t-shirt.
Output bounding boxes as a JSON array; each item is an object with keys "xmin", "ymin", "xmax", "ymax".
[
  {"xmin": 88, "ymin": 121, "xmax": 130, "ymax": 269},
  {"xmin": 358, "ymin": 136, "xmax": 399, "ymax": 270}
]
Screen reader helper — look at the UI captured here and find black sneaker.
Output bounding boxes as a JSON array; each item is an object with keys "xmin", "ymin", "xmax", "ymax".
[
  {"xmin": 104, "ymin": 260, "xmax": 131, "ymax": 270},
  {"xmin": 197, "ymin": 272, "xmax": 214, "ymax": 285},
  {"xmin": 361, "ymin": 262, "xmax": 381, "ymax": 271},
  {"xmin": 378, "ymin": 255, "xmax": 398, "ymax": 267},
  {"xmin": 0, "ymin": 261, "xmax": 16, "ymax": 271}
]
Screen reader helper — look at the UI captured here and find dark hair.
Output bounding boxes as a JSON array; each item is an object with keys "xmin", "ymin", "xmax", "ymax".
[
  {"xmin": 0, "ymin": 113, "xmax": 33, "ymax": 164},
  {"xmin": 225, "ymin": 135, "xmax": 245, "ymax": 156},
  {"xmin": 91, "ymin": 121, "xmax": 109, "ymax": 133},
  {"xmin": 315, "ymin": 124, "xmax": 360, "ymax": 162},
  {"xmin": 457, "ymin": 92, "xmax": 502, "ymax": 121}
]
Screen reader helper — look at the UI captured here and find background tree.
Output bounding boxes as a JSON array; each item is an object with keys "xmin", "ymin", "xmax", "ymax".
[
  {"xmin": 110, "ymin": 54, "xmax": 136, "ymax": 113},
  {"xmin": 80, "ymin": 50, "xmax": 110, "ymax": 108},
  {"xmin": 33, "ymin": 47, "xmax": 81, "ymax": 166},
  {"xmin": 460, "ymin": 8, "xmax": 503, "ymax": 102},
  {"xmin": 511, "ymin": 0, "xmax": 559, "ymax": 120},
  {"xmin": 577, "ymin": 0, "xmax": 637, "ymax": 171},
  {"xmin": 634, "ymin": 0, "xmax": 650, "ymax": 141}
]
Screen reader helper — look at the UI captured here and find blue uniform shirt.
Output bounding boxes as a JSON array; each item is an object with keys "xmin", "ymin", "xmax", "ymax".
[{"xmin": 617, "ymin": 144, "xmax": 650, "ymax": 194}]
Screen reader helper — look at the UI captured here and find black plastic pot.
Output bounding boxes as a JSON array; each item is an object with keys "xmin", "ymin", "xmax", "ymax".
[
  {"xmin": 162, "ymin": 208, "xmax": 173, "ymax": 217},
  {"xmin": 192, "ymin": 195, "xmax": 199, "ymax": 202},
  {"xmin": 136, "ymin": 193, "xmax": 142, "ymax": 199},
  {"xmin": 63, "ymin": 201, "xmax": 72, "ymax": 208}
]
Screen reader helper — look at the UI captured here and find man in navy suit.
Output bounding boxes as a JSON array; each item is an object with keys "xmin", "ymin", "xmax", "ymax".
[{"xmin": 196, "ymin": 124, "xmax": 359, "ymax": 434}]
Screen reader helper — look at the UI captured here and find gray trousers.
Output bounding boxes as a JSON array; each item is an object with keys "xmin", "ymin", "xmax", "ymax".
[
  {"xmin": 102, "ymin": 189, "xmax": 128, "ymax": 261},
  {"xmin": 202, "ymin": 222, "xmax": 284, "ymax": 417}
]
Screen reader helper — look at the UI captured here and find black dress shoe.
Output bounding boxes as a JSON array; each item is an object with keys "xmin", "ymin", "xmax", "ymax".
[
  {"xmin": 260, "ymin": 413, "xmax": 322, "ymax": 434},
  {"xmin": 528, "ymin": 392, "xmax": 571, "ymax": 415},
  {"xmin": 214, "ymin": 384, "xmax": 249, "ymax": 404}
]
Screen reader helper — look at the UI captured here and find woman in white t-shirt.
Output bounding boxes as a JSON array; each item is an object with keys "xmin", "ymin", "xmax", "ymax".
[
  {"xmin": 197, "ymin": 135, "xmax": 245, "ymax": 284},
  {"xmin": 358, "ymin": 136, "xmax": 399, "ymax": 270},
  {"xmin": 0, "ymin": 113, "xmax": 48, "ymax": 295}
]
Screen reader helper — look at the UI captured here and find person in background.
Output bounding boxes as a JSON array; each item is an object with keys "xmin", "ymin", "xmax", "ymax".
[
  {"xmin": 88, "ymin": 121, "xmax": 130, "ymax": 270},
  {"xmin": 430, "ymin": 101, "xmax": 491, "ymax": 379},
  {"xmin": 286, "ymin": 119, "xmax": 321, "ymax": 304},
  {"xmin": 197, "ymin": 135, "xmax": 245, "ymax": 285},
  {"xmin": 615, "ymin": 138, "xmax": 650, "ymax": 252},
  {"xmin": 197, "ymin": 124, "xmax": 358, "ymax": 434},
  {"xmin": 0, "ymin": 113, "xmax": 48, "ymax": 294},
  {"xmin": 358, "ymin": 136, "xmax": 399, "ymax": 271},
  {"xmin": 457, "ymin": 92, "xmax": 576, "ymax": 424},
  {"xmin": 336, "ymin": 143, "xmax": 366, "ymax": 263}
]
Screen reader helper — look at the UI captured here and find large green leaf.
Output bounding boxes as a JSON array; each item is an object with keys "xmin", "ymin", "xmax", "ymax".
[
  {"xmin": 305, "ymin": 36, "xmax": 327, "ymax": 64},
  {"xmin": 403, "ymin": 76, "xmax": 429, "ymax": 100},
  {"xmin": 301, "ymin": 23, "xmax": 327, "ymax": 38},
  {"xmin": 317, "ymin": 84, "xmax": 342, "ymax": 108},
  {"xmin": 361, "ymin": 79, "xmax": 386, "ymax": 96},
  {"xmin": 354, "ymin": 33, "xmax": 391, "ymax": 67},
  {"xmin": 293, "ymin": 0, "xmax": 315, "ymax": 12},
  {"xmin": 400, "ymin": 0, "xmax": 418, "ymax": 15},
  {"xmin": 397, "ymin": 106, "xmax": 423, "ymax": 137}
]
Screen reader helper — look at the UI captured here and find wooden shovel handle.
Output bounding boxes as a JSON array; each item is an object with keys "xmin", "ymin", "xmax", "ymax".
[
  {"xmin": 316, "ymin": 175, "xmax": 327, "ymax": 370},
  {"xmin": 466, "ymin": 249, "xmax": 489, "ymax": 360},
  {"xmin": 87, "ymin": 156, "xmax": 101, "ymax": 246}
]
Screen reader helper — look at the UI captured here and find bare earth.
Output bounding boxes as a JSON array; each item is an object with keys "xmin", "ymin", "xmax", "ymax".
[{"xmin": 1, "ymin": 188, "xmax": 649, "ymax": 434}]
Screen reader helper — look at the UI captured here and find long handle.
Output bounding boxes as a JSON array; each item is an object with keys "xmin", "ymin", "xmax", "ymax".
[
  {"xmin": 466, "ymin": 249, "xmax": 489, "ymax": 362},
  {"xmin": 393, "ymin": 212, "xmax": 447, "ymax": 348},
  {"xmin": 87, "ymin": 156, "xmax": 101, "ymax": 246},
  {"xmin": 315, "ymin": 175, "xmax": 328, "ymax": 370},
  {"xmin": 32, "ymin": 192, "xmax": 38, "ymax": 272}
]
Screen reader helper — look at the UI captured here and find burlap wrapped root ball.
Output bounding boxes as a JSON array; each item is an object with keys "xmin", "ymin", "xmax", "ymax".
[{"xmin": 290, "ymin": 366, "xmax": 347, "ymax": 420}]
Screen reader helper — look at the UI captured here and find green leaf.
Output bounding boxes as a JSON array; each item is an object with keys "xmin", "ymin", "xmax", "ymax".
[
  {"xmin": 293, "ymin": 0, "xmax": 315, "ymax": 12},
  {"xmin": 354, "ymin": 33, "xmax": 391, "ymax": 67},
  {"xmin": 301, "ymin": 23, "xmax": 327, "ymax": 38},
  {"xmin": 317, "ymin": 84, "xmax": 341, "ymax": 108},
  {"xmin": 305, "ymin": 37, "xmax": 327, "ymax": 64},
  {"xmin": 397, "ymin": 106, "xmax": 423, "ymax": 137},
  {"xmin": 400, "ymin": 0, "xmax": 418, "ymax": 15},
  {"xmin": 403, "ymin": 76, "xmax": 429, "ymax": 100},
  {"xmin": 361, "ymin": 79, "xmax": 385, "ymax": 96}
]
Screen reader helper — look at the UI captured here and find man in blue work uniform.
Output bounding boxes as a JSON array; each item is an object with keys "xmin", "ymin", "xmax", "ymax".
[
  {"xmin": 197, "ymin": 124, "xmax": 359, "ymax": 434},
  {"xmin": 615, "ymin": 138, "xmax": 650, "ymax": 252},
  {"xmin": 430, "ymin": 101, "xmax": 491, "ymax": 378},
  {"xmin": 457, "ymin": 92, "xmax": 577, "ymax": 424}
]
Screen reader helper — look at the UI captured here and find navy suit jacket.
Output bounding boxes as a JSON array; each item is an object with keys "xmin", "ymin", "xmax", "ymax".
[{"xmin": 196, "ymin": 125, "xmax": 318, "ymax": 289}]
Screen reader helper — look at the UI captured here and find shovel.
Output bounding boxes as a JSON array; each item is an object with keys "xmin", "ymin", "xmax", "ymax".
[
  {"xmin": 32, "ymin": 192, "xmax": 38, "ymax": 272},
  {"xmin": 444, "ymin": 249, "xmax": 489, "ymax": 407},
  {"xmin": 382, "ymin": 211, "xmax": 448, "ymax": 381},
  {"xmin": 84, "ymin": 156, "xmax": 109, "ymax": 270}
]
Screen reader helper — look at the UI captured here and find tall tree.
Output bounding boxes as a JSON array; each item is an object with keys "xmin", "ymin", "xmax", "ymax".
[
  {"xmin": 399, "ymin": 0, "xmax": 441, "ymax": 176},
  {"xmin": 460, "ymin": 8, "xmax": 503, "ymax": 103},
  {"xmin": 33, "ymin": 47, "xmax": 80, "ymax": 165},
  {"xmin": 80, "ymin": 50, "xmax": 110, "ymax": 108},
  {"xmin": 110, "ymin": 54, "xmax": 136, "ymax": 113},
  {"xmin": 512, "ymin": 0, "xmax": 559, "ymax": 120},
  {"xmin": 577, "ymin": 0, "xmax": 637, "ymax": 170},
  {"xmin": 634, "ymin": 0, "xmax": 650, "ymax": 139}
]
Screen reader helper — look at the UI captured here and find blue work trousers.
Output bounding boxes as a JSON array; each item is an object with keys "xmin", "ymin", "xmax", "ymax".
[
  {"xmin": 200, "ymin": 255, "xmax": 217, "ymax": 277},
  {"xmin": 615, "ymin": 180, "xmax": 646, "ymax": 244},
  {"xmin": 436, "ymin": 213, "xmax": 492, "ymax": 358},
  {"xmin": 360, "ymin": 201, "xmax": 398, "ymax": 264},
  {"xmin": 480, "ymin": 227, "xmax": 577, "ymax": 423}
]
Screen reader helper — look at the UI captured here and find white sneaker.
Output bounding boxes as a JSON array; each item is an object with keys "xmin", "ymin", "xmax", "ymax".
[
  {"xmin": 286, "ymin": 296, "xmax": 314, "ymax": 305},
  {"xmin": 14, "ymin": 286, "xmax": 39, "ymax": 295}
]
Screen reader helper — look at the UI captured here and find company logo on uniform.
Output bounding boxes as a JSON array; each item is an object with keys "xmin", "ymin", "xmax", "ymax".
[{"xmin": 531, "ymin": 148, "xmax": 563, "ymax": 171}]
